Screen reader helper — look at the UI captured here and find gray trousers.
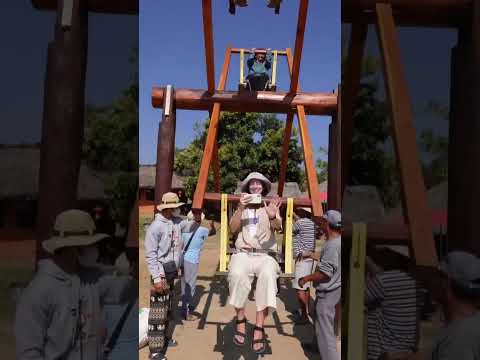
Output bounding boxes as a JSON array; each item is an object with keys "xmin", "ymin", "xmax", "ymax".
[
  {"xmin": 181, "ymin": 260, "xmax": 199, "ymax": 313},
  {"xmin": 315, "ymin": 287, "xmax": 341, "ymax": 360}
]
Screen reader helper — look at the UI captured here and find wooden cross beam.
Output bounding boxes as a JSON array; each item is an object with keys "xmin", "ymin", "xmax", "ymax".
[
  {"xmin": 32, "ymin": 0, "xmax": 138, "ymax": 14},
  {"xmin": 151, "ymin": 88, "xmax": 338, "ymax": 116},
  {"xmin": 342, "ymin": 0, "xmax": 471, "ymax": 27}
]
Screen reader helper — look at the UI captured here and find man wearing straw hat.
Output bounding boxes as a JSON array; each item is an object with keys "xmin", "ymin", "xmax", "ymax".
[
  {"xmin": 14, "ymin": 209, "xmax": 135, "ymax": 360},
  {"xmin": 144, "ymin": 192, "xmax": 197, "ymax": 360}
]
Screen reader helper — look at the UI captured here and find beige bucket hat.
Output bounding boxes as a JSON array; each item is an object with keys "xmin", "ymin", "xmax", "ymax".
[
  {"xmin": 156, "ymin": 192, "xmax": 185, "ymax": 211},
  {"xmin": 240, "ymin": 172, "xmax": 272, "ymax": 196},
  {"xmin": 42, "ymin": 209, "xmax": 110, "ymax": 254}
]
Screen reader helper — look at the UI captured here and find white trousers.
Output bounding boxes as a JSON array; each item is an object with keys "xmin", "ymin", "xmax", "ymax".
[{"xmin": 227, "ymin": 252, "xmax": 280, "ymax": 312}]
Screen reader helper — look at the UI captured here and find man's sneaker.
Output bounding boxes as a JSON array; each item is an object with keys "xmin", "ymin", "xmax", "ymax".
[
  {"xmin": 167, "ymin": 338, "xmax": 178, "ymax": 347},
  {"xmin": 150, "ymin": 353, "xmax": 167, "ymax": 360}
]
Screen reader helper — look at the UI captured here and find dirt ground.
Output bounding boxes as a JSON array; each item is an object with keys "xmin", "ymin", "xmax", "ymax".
[{"xmin": 139, "ymin": 217, "xmax": 339, "ymax": 360}]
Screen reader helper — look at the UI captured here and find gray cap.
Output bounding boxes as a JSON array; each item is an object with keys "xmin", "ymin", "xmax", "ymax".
[
  {"xmin": 322, "ymin": 210, "xmax": 341, "ymax": 228},
  {"xmin": 439, "ymin": 251, "xmax": 480, "ymax": 293}
]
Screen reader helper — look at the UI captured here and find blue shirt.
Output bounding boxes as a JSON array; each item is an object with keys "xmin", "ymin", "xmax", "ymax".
[{"xmin": 182, "ymin": 227, "xmax": 210, "ymax": 264}]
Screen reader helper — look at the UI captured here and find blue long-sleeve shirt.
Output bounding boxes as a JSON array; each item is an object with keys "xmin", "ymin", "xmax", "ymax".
[{"xmin": 247, "ymin": 50, "xmax": 273, "ymax": 76}]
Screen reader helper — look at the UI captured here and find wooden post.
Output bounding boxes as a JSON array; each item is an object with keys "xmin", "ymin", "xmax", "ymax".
[
  {"xmin": 192, "ymin": 47, "xmax": 232, "ymax": 210},
  {"xmin": 341, "ymin": 22, "xmax": 367, "ymax": 196},
  {"xmin": 448, "ymin": 2, "xmax": 480, "ymax": 256},
  {"xmin": 289, "ymin": 0, "xmax": 309, "ymax": 94},
  {"xmin": 202, "ymin": 0, "xmax": 215, "ymax": 93},
  {"xmin": 376, "ymin": 3, "xmax": 437, "ymax": 266},
  {"xmin": 155, "ymin": 85, "xmax": 176, "ymax": 208},
  {"xmin": 278, "ymin": 48, "xmax": 295, "ymax": 196},
  {"xmin": 36, "ymin": 0, "xmax": 88, "ymax": 260},
  {"xmin": 328, "ymin": 87, "xmax": 342, "ymax": 210}
]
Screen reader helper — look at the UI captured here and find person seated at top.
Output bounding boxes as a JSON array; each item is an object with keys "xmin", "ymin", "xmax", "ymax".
[
  {"xmin": 246, "ymin": 48, "xmax": 273, "ymax": 91},
  {"xmin": 227, "ymin": 172, "xmax": 282, "ymax": 354}
]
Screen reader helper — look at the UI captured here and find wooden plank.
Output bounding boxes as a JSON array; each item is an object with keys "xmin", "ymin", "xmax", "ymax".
[
  {"xmin": 155, "ymin": 85, "xmax": 176, "ymax": 206},
  {"xmin": 343, "ymin": 222, "xmax": 410, "ymax": 243},
  {"xmin": 219, "ymin": 194, "xmax": 229, "ymax": 272},
  {"xmin": 376, "ymin": 3, "xmax": 437, "ymax": 267},
  {"xmin": 202, "ymin": 0, "xmax": 215, "ymax": 93},
  {"xmin": 284, "ymin": 198, "xmax": 294, "ymax": 275},
  {"xmin": 346, "ymin": 222, "xmax": 367, "ymax": 360},
  {"xmin": 32, "ymin": 0, "xmax": 138, "ymax": 14},
  {"xmin": 271, "ymin": 50, "xmax": 278, "ymax": 88},
  {"xmin": 296, "ymin": 105, "xmax": 323, "ymax": 218},
  {"xmin": 290, "ymin": 0, "xmax": 309, "ymax": 94},
  {"xmin": 239, "ymin": 49, "xmax": 244, "ymax": 85},
  {"xmin": 341, "ymin": 22, "xmax": 367, "ymax": 196},
  {"xmin": 192, "ymin": 47, "xmax": 232, "ymax": 210},
  {"xmin": 328, "ymin": 87, "xmax": 342, "ymax": 210},
  {"xmin": 232, "ymin": 48, "xmax": 288, "ymax": 56},
  {"xmin": 203, "ymin": 193, "xmax": 314, "ymax": 207},
  {"xmin": 278, "ymin": 48, "xmax": 295, "ymax": 196},
  {"xmin": 152, "ymin": 87, "xmax": 338, "ymax": 116}
]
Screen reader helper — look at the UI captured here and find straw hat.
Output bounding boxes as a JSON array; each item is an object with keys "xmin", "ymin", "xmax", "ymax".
[
  {"xmin": 42, "ymin": 209, "xmax": 110, "ymax": 254},
  {"xmin": 240, "ymin": 172, "xmax": 272, "ymax": 196},
  {"xmin": 156, "ymin": 192, "xmax": 184, "ymax": 211}
]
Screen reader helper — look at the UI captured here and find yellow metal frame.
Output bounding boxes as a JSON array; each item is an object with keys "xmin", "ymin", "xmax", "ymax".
[
  {"xmin": 271, "ymin": 50, "xmax": 278, "ymax": 88},
  {"xmin": 284, "ymin": 198, "xmax": 294, "ymax": 275},
  {"xmin": 239, "ymin": 49, "xmax": 245, "ymax": 86},
  {"xmin": 346, "ymin": 222, "xmax": 367, "ymax": 360},
  {"xmin": 220, "ymin": 193, "xmax": 229, "ymax": 272}
]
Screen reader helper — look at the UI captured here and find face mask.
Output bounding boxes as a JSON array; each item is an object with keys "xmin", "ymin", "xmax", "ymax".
[
  {"xmin": 78, "ymin": 246, "xmax": 99, "ymax": 267},
  {"xmin": 172, "ymin": 208, "xmax": 181, "ymax": 217}
]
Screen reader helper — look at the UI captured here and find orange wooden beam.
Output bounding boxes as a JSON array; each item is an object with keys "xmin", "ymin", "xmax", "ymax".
[
  {"xmin": 204, "ymin": 193, "xmax": 313, "ymax": 207},
  {"xmin": 289, "ymin": 0, "xmax": 309, "ymax": 94},
  {"xmin": 151, "ymin": 88, "xmax": 337, "ymax": 116},
  {"xmin": 296, "ymin": 105, "xmax": 323, "ymax": 219},
  {"xmin": 192, "ymin": 46, "xmax": 232, "ymax": 210},
  {"xmin": 278, "ymin": 48, "xmax": 295, "ymax": 196},
  {"xmin": 202, "ymin": 0, "xmax": 216, "ymax": 93},
  {"xmin": 31, "ymin": 0, "xmax": 138, "ymax": 13},
  {"xmin": 341, "ymin": 22, "xmax": 368, "ymax": 195},
  {"xmin": 343, "ymin": 222, "xmax": 410, "ymax": 244},
  {"xmin": 342, "ymin": 0, "xmax": 470, "ymax": 27},
  {"xmin": 376, "ymin": 3, "xmax": 437, "ymax": 267}
]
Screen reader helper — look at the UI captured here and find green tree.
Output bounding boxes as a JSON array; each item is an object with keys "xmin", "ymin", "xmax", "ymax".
[
  {"xmin": 175, "ymin": 112, "xmax": 305, "ymax": 197},
  {"xmin": 316, "ymin": 146, "xmax": 328, "ymax": 183},
  {"xmin": 82, "ymin": 49, "xmax": 138, "ymax": 225}
]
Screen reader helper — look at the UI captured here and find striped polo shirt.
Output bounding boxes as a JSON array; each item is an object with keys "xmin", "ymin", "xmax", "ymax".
[
  {"xmin": 292, "ymin": 218, "xmax": 317, "ymax": 257},
  {"xmin": 366, "ymin": 270, "xmax": 423, "ymax": 360}
]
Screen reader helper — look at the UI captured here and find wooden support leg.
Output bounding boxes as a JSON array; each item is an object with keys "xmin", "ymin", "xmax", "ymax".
[
  {"xmin": 155, "ymin": 85, "xmax": 176, "ymax": 207},
  {"xmin": 296, "ymin": 106, "xmax": 323, "ymax": 218},
  {"xmin": 36, "ymin": 0, "xmax": 88, "ymax": 261},
  {"xmin": 192, "ymin": 47, "xmax": 232, "ymax": 210},
  {"xmin": 341, "ymin": 22, "xmax": 367, "ymax": 196},
  {"xmin": 328, "ymin": 88, "xmax": 342, "ymax": 210},
  {"xmin": 376, "ymin": 3, "xmax": 437, "ymax": 267}
]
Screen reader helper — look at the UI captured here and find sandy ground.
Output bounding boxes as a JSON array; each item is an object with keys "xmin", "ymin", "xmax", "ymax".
[{"xmin": 139, "ymin": 218, "xmax": 338, "ymax": 360}]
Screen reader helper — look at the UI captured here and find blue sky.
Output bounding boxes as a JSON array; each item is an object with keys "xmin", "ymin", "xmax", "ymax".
[
  {"xmin": 0, "ymin": 1, "xmax": 137, "ymax": 144},
  {"xmin": 139, "ymin": 0, "xmax": 341, "ymax": 164}
]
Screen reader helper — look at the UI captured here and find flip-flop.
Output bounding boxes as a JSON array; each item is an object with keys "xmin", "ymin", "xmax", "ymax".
[
  {"xmin": 252, "ymin": 326, "xmax": 267, "ymax": 354},
  {"xmin": 233, "ymin": 317, "xmax": 247, "ymax": 347}
]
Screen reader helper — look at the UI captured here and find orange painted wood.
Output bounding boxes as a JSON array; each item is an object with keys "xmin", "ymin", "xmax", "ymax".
[
  {"xmin": 278, "ymin": 48, "xmax": 295, "ymax": 196},
  {"xmin": 328, "ymin": 87, "xmax": 342, "ymax": 211},
  {"xmin": 32, "ymin": 0, "xmax": 138, "ymax": 13},
  {"xmin": 296, "ymin": 105, "xmax": 323, "ymax": 218},
  {"xmin": 203, "ymin": 193, "xmax": 313, "ymax": 207},
  {"xmin": 202, "ymin": 0, "xmax": 215, "ymax": 93},
  {"xmin": 376, "ymin": 3, "xmax": 437, "ymax": 267},
  {"xmin": 289, "ymin": 0, "xmax": 309, "ymax": 94},
  {"xmin": 341, "ymin": 21, "xmax": 367, "ymax": 196},
  {"xmin": 344, "ymin": 223, "xmax": 410, "ymax": 244},
  {"xmin": 151, "ymin": 88, "xmax": 337, "ymax": 116},
  {"xmin": 192, "ymin": 47, "xmax": 232, "ymax": 210},
  {"xmin": 342, "ymin": 0, "xmax": 470, "ymax": 27}
]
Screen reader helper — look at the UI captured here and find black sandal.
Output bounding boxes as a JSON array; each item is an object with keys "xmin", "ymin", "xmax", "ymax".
[
  {"xmin": 252, "ymin": 326, "xmax": 266, "ymax": 354},
  {"xmin": 233, "ymin": 317, "xmax": 247, "ymax": 347}
]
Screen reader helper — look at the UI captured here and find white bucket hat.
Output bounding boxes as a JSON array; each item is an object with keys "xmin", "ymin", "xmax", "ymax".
[
  {"xmin": 156, "ymin": 192, "xmax": 185, "ymax": 211},
  {"xmin": 42, "ymin": 209, "xmax": 110, "ymax": 254},
  {"xmin": 240, "ymin": 172, "xmax": 272, "ymax": 196}
]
